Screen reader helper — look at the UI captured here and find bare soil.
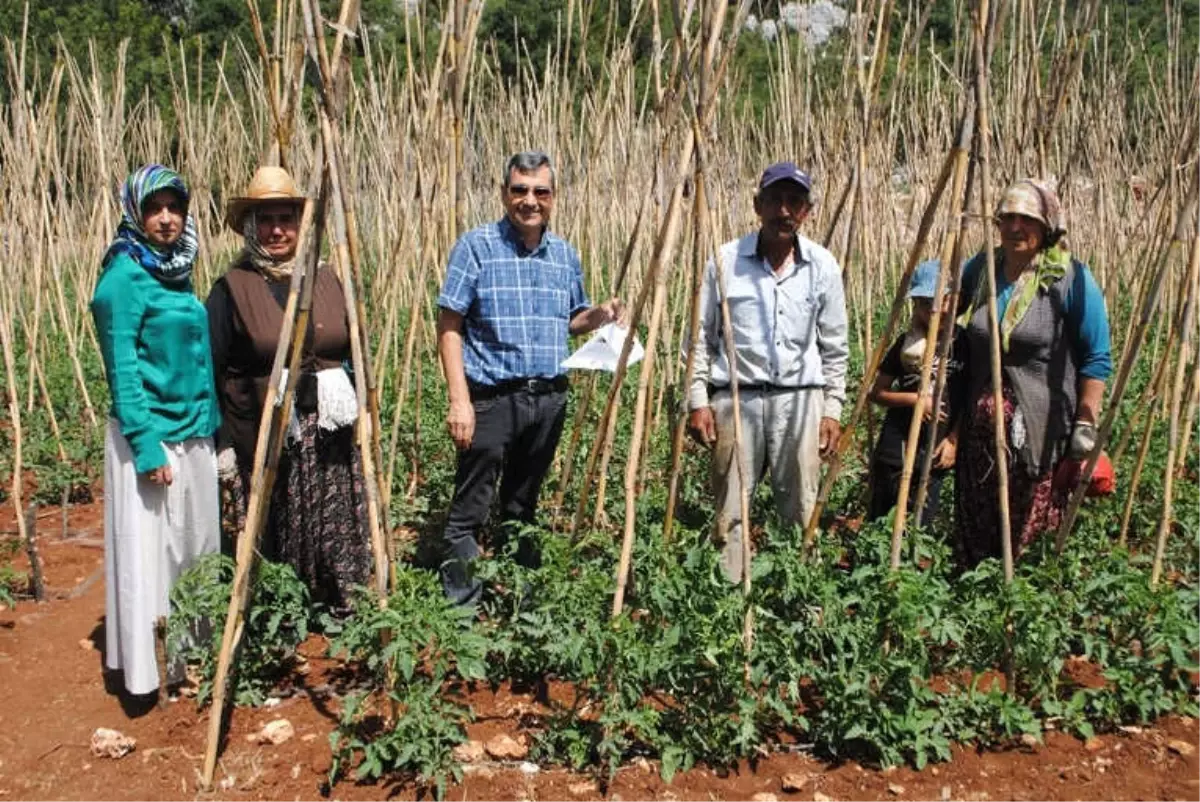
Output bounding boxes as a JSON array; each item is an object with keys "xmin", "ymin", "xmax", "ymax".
[{"xmin": 1, "ymin": 501, "xmax": 1197, "ymax": 801}]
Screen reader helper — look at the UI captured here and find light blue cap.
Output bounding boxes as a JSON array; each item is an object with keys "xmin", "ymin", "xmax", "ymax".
[{"xmin": 908, "ymin": 259, "xmax": 944, "ymax": 299}]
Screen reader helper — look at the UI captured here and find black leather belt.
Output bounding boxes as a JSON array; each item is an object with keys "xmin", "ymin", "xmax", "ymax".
[
  {"xmin": 470, "ymin": 375, "xmax": 569, "ymax": 401},
  {"xmin": 708, "ymin": 382, "xmax": 817, "ymax": 395}
]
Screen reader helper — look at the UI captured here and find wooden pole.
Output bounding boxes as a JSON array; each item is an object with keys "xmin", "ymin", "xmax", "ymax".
[
  {"xmin": 1150, "ymin": 222, "xmax": 1199, "ymax": 586},
  {"xmin": 970, "ymin": 0, "xmax": 1015, "ymax": 583},
  {"xmin": 1117, "ymin": 387, "xmax": 1162, "ymax": 548},
  {"xmin": 913, "ymin": 112, "xmax": 978, "ymax": 523},
  {"xmin": 0, "ymin": 284, "xmax": 36, "ymax": 604},
  {"xmin": 299, "ymin": 0, "xmax": 390, "ymax": 597},
  {"xmin": 889, "ymin": 107, "xmax": 973, "ymax": 568},
  {"xmin": 802, "ymin": 129, "xmax": 959, "ymax": 549},
  {"xmin": 1054, "ymin": 175, "xmax": 1199, "ymax": 553},
  {"xmin": 201, "ymin": 165, "xmax": 326, "ymax": 791}
]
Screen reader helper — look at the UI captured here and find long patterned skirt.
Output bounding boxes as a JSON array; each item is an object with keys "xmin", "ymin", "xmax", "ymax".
[
  {"xmin": 955, "ymin": 387, "xmax": 1067, "ymax": 567},
  {"xmin": 219, "ymin": 411, "xmax": 372, "ymax": 608}
]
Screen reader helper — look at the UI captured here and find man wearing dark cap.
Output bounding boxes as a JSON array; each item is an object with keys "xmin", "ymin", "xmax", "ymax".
[{"xmin": 685, "ymin": 162, "xmax": 848, "ymax": 583}]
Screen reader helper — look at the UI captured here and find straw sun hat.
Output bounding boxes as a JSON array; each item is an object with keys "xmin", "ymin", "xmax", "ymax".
[{"xmin": 225, "ymin": 166, "xmax": 306, "ymax": 231}]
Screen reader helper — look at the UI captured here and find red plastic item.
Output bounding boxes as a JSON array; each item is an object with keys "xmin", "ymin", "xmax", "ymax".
[
  {"xmin": 1088, "ymin": 451, "xmax": 1116, "ymax": 497},
  {"xmin": 1052, "ymin": 451, "xmax": 1116, "ymax": 497}
]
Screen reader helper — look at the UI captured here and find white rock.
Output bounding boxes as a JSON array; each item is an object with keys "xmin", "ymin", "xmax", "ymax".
[
  {"xmin": 463, "ymin": 765, "xmax": 494, "ymax": 779},
  {"xmin": 1167, "ymin": 739, "xmax": 1196, "ymax": 757},
  {"xmin": 781, "ymin": 772, "xmax": 810, "ymax": 791},
  {"xmin": 485, "ymin": 733, "xmax": 528, "ymax": 760},
  {"xmin": 255, "ymin": 718, "xmax": 294, "ymax": 745},
  {"xmin": 90, "ymin": 728, "xmax": 136, "ymax": 759},
  {"xmin": 518, "ymin": 761, "xmax": 540, "ymax": 775},
  {"xmin": 453, "ymin": 740, "xmax": 486, "ymax": 763},
  {"xmin": 569, "ymin": 780, "xmax": 598, "ymax": 796}
]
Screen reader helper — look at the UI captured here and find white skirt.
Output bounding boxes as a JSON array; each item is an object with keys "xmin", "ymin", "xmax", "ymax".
[{"xmin": 104, "ymin": 419, "xmax": 219, "ymax": 695}]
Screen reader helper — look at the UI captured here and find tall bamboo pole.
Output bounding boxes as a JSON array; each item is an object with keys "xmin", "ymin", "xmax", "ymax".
[
  {"xmin": 201, "ymin": 161, "xmax": 326, "ymax": 791},
  {"xmin": 299, "ymin": 0, "xmax": 389, "ymax": 594},
  {"xmin": 889, "ymin": 107, "xmax": 973, "ymax": 568},
  {"xmin": 913, "ymin": 115, "xmax": 978, "ymax": 521},
  {"xmin": 802, "ymin": 131, "xmax": 959, "ymax": 549},
  {"xmin": 971, "ymin": 0, "xmax": 1015, "ymax": 583},
  {"xmin": 1054, "ymin": 175, "xmax": 1200, "ymax": 553},
  {"xmin": 1150, "ymin": 225, "xmax": 1199, "ymax": 586}
]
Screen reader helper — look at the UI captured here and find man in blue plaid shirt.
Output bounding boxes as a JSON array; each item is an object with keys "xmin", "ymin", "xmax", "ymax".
[{"xmin": 436, "ymin": 150, "xmax": 624, "ymax": 605}]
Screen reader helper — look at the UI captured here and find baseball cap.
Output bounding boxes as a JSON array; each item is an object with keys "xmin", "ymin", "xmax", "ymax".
[
  {"xmin": 759, "ymin": 161, "xmax": 813, "ymax": 192},
  {"xmin": 907, "ymin": 260, "xmax": 944, "ymax": 299}
]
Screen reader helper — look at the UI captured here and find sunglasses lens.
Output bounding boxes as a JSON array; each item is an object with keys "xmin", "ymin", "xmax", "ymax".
[{"xmin": 509, "ymin": 184, "xmax": 552, "ymax": 198}]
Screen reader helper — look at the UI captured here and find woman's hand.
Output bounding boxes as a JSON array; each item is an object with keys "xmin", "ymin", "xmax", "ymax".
[
  {"xmin": 145, "ymin": 465, "xmax": 174, "ymax": 486},
  {"xmin": 932, "ymin": 437, "xmax": 957, "ymax": 469}
]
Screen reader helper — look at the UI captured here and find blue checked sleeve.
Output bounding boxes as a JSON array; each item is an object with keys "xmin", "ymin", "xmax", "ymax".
[
  {"xmin": 437, "ymin": 236, "xmax": 480, "ymax": 314},
  {"xmin": 568, "ymin": 247, "xmax": 590, "ymax": 319}
]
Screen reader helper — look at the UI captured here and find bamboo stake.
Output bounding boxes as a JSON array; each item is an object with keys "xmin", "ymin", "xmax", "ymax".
[
  {"xmin": 201, "ymin": 166, "xmax": 326, "ymax": 791},
  {"xmin": 1117, "ymin": 388, "xmax": 1161, "ymax": 547},
  {"xmin": 1150, "ymin": 222, "xmax": 1199, "ymax": 586},
  {"xmin": 913, "ymin": 116, "xmax": 979, "ymax": 521},
  {"xmin": 801, "ymin": 125, "xmax": 959, "ymax": 550},
  {"xmin": 1055, "ymin": 175, "xmax": 1200, "ymax": 553},
  {"xmin": 0, "ymin": 287, "xmax": 36, "ymax": 602},
  {"xmin": 889, "ymin": 107, "xmax": 973, "ymax": 568},
  {"xmin": 970, "ymin": 0, "xmax": 1015, "ymax": 583}
]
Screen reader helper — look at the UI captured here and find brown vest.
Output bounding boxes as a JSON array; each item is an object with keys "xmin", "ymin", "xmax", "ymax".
[{"xmin": 217, "ymin": 260, "xmax": 351, "ymax": 465}]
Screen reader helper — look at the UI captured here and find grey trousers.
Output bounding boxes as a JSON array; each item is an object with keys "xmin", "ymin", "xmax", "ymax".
[{"xmin": 710, "ymin": 386, "xmax": 823, "ymax": 583}]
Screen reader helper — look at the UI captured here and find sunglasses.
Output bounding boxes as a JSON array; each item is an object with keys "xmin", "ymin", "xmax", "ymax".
[{"xmin": 508, "ymin": 184, "xmax": 553, "ymax": 199}]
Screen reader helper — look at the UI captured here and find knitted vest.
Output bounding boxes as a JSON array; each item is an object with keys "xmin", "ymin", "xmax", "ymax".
[{"xmin": 962, "ymin": 251, "xmax": 1078, "ymax": 476}]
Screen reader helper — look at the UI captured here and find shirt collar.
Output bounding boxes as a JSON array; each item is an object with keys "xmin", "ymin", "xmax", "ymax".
[
  {"xmin": 749, "ymin": 231, "xmax": 810, "ymax": 270},
  {"xmin": 499, "ymin": 216, "xmax": 549, "ymax": 256}
]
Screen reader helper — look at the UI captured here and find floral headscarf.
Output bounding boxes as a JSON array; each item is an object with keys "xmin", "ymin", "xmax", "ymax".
[
  {"xmin": 102, "ymin": 164, "xmax": 199, "ymax": 287},
  {"xmin": 994, "ymin": 179, "xmax": 1067, "ymax": 245}
]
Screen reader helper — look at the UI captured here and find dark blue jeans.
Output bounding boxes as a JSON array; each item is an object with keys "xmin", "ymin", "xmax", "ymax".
[{"xmin": 440, "ymin": 388, "xmax": 568, "ymax": 606}]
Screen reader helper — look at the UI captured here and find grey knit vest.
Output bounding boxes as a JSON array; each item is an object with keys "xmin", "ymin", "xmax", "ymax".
[{"xmin": 962, "ymin": 250, "xmax": 1078, "ymax": 476}]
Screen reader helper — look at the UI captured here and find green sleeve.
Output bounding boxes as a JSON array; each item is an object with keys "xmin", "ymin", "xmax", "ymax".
[{"xmin": 90, "ymin": 258, "xmax": 167, "ymax": 473}]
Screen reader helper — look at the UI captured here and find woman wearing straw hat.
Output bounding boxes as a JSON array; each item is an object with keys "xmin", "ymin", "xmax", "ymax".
[
  {"xmin": 90, "ymin": 164, "xmax": 221, "ymax": 699},
  {"xmin": 955, "ymin": 179, "xmax": 1112, "ymax": 566},
  {"xmin": 206, "ymin": 165, "xmax": 370, "ymax": 608}
]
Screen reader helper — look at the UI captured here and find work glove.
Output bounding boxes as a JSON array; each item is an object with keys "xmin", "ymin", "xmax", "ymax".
[{"xmin": 1067, "ymin": 420, "xmax": 1098, "ymax": 460}]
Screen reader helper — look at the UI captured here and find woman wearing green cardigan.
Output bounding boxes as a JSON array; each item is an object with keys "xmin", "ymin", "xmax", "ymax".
[{"xmin": 90, "ymin": 165, "xmax": 221, "ymax": 698}]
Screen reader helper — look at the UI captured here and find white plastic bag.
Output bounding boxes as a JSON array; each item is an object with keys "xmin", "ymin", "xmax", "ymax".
[{"xmin": 561, "ymin": 323, "xmax": 645, "ymax": 372}]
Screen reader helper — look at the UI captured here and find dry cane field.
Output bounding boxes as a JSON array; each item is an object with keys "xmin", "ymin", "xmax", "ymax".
[{"xmin": 0, "ymin": 0, "xmax": 1198, "ymax": 799}]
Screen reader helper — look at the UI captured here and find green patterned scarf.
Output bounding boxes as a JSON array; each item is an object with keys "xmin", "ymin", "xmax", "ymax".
[{"xmin": 969, "ymin": 245, "xmax": 1071, "ymax": 351}]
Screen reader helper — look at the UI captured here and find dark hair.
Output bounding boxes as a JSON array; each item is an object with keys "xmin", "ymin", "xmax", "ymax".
[{"xmin": 503, "ymin": 151, "xmax": 555, "ymax": 188}]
